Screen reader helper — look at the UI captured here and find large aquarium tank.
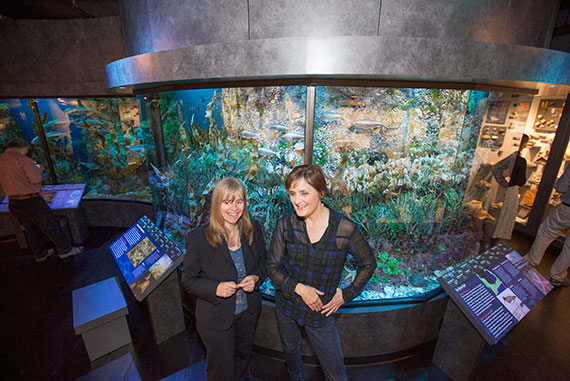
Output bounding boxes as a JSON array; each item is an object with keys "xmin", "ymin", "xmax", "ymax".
[
  {"xmin": 0, "ymin": 97, "xmax": 151, "ymax": 200},
  {"xmin": 139, "ymin": 85, "xmax": 501, "ymax": 301},
  {"xmin": 2, "ymin": 86, "xmax": 525, "ymax": 301}
]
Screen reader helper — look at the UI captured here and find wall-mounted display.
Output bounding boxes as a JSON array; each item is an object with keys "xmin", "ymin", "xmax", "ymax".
[
  {"xmin": 533, "ymin": 99, "xmax": 564, "ymax": 133},
  {"xmin": 485, "ymin": 101, "xmax": 510, "ymax": 124},
  {"xmin": 478, "ymin": 125, "xmax": 506, "ymax": 149}
]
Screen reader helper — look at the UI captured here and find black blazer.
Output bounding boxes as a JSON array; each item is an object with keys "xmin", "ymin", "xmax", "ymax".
[{"xmin": 182, "ymin": 219, "xmax": 267, "ymax": 330}]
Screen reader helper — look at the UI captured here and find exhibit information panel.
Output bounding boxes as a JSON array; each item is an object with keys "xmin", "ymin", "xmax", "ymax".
[
  {"xmin": 0, "ymin": 183, "xmax": 86, "ymax": 212},
  {"xmin": 108, "ymin": 216, "xmax": 184, "ymax": 302},
  {"xmin": 438, "ymin": 243, "xmax": 553, "ymax": 344}
]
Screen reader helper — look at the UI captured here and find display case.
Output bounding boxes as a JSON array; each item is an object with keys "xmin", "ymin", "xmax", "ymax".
[
  {"xmin": 141, "ymin": 85, "xmax": 507, "ymax": 301},
  {"xmin": 0, "ymin": 97, "xmax": 150, "ymax": 200}
]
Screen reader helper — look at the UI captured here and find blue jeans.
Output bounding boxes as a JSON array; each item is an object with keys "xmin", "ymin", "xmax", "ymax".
[{"xmin": 276, "ymin": 306, "xmax": 347, "ymax": 381}]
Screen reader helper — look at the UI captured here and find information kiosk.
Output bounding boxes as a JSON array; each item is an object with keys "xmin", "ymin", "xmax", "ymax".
[
  {"xmin": 433, "ymin": 243, "xmax": 553, "ymax": 379},
  {"xmin": 108, "ymin": 216, "xmax": 186, "ymax": 343}
]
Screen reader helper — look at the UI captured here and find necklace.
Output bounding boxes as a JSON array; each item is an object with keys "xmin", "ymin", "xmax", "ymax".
[{"xmin": 226, "ymin": 227, "xmax": 240, "ymax": 248}]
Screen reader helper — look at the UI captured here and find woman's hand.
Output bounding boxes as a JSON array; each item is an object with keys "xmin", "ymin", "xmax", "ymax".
[
  {"xmin": 295, "ymin": 283, "xmax": 324, "ymax": 311},
  {"xmin": 216, "ymin": 281, "xmax": 238, "ymax": 298},
  {"xmin": 321, "ymin": 288, "xmax": 344, "ymax": 317},
  {"xmin": 238, "ymin": 275, "xmax": 260, "ymax": 292}
]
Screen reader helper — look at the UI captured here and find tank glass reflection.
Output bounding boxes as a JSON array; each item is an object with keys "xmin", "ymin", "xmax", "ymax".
[
  {"xmin": 314, "ymin": 86, "xmax": 491, "ymax": 299},
  {"xmin": 149, "ymin": 87, "xmax": 305, "ymax": 247}
]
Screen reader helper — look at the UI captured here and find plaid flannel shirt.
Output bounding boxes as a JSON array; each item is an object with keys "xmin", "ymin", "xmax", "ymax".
[{"xmin": 267, "ymin": 209, "xmax": 376, "ymax": 327}]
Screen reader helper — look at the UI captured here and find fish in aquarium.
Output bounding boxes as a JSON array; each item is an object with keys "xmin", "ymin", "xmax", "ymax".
[
  {"xmin": 75, "ymin": 119, "xmax": 104, "ymax": 126},
  {"xmin": 320, "ymin": 112, "xmax": 341, "ymax": 122},
  {"xmin": 269, "ymin": 123, "xmax": 290, "ymax": 133},
  {"xmin": 43, "ymin": 119, "xmax": 71, "ymax": 128},
  {"xmin": 258, "ymin": 147, "xmax": 278, "ymax": 157},
  {"xmin": 30, "ymin": 131, "xmax": 70, "ymax": 144},
  {"xmin": 279, "ymin": 131, "xmax": 304, "ymax": 143},
  {"xmin": 239, "ymin": 130, "xmax": 258, "ymax": 139},
  {"xmin": 350, "ymin": 120, "xmax": 386, "ymax": 132},
  {"xmin": 63, "ymin": 106, "xmax": 95, "ymax": 116}
]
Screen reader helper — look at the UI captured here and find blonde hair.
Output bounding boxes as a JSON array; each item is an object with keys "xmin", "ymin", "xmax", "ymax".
[{"xmin": 206, "ymin": 177, "xmax": 254, "ymax": 248}]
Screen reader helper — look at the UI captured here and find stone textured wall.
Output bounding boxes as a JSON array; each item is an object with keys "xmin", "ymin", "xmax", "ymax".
[
  {"xmin": 119, "ymin": 0, "xmax": 559, "ymax": 56},
  {"xmin": 105, "ymin": 0, "xmax": 569, "ymax": 90},
  {"xmin": 0, "ymin": 16, "xmax": 125, "ymax": 97}
]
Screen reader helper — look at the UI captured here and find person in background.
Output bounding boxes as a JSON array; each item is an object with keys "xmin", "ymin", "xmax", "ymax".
[
  {"xmin": 182, "ymin": 177, "xmax": 267, "ymax": 381},
  {"xmin": 0, "ymin": 139, "xmax": 84, "ymax": 263},
  {"xmin": 524, "ymin": 163, "xmax": 570, "ymax": 287},
  {"xmin": 267, "ymin": 164, "xmax": 376, "ymax": 381},
  {"xmin": 491, "ymin": 134, "xmax": 530, "ymax": 241}
]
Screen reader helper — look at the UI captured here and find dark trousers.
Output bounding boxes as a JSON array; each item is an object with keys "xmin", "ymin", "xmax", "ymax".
[
  {"xmin": 8, "ymin": 196, "xmax": 71, "ymax": 259},
  {"xmin": 276, "ymin": 307, "xmax": 347, "ymax": 381},
  {"xmin": 197, "ymin": 308, "xmax": 260, "ymax": 381}
]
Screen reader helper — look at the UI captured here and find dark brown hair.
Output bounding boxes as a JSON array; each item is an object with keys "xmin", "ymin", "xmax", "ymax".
[
  {"xmin": 7, "ymin": 139, "xmax": 29, "ymax": 149},
  {"xmin": 285, "ymin": 164, "xmax": 327, "ymax": 197}
]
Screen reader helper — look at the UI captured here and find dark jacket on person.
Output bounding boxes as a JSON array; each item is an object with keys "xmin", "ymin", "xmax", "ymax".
[{"xmin": 182, "ymin": 219, "xmax": 267, "ymax": 330}]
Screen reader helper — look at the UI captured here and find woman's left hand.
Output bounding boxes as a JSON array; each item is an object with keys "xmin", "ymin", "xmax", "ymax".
[
  {"xmin": 238, "ymin": 275, "xmax": 260, "ymax": 292},
  {"xmin": 321, "ymin": 288, "xmax": 344, "ymax": 317}
]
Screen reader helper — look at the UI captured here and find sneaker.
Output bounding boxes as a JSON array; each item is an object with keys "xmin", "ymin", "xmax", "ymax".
[
  {"xmin": 550, "ymin": 277, "xmax": 570, "ymax": 287},
  {"xmin": 59, "ymin": 246, "xmax": 85, "ymax": 259},
  {"xmin": 35, "ymin": 249, "xmax": 54, "ymax": 263}
]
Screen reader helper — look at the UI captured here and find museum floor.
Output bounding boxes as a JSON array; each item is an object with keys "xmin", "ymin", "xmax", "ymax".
[{"xmin": 1, "ymin": 227, "xmax": 569, "ymax": 380}]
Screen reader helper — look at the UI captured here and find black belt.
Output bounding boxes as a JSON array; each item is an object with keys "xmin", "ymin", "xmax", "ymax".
[
  {"xmin": 563, "ymin": 202, "xmax": 570, "ymax": 208},
  {"xmin": 8, "ymin": 193, "xmax": 39, "ymax": 201}
]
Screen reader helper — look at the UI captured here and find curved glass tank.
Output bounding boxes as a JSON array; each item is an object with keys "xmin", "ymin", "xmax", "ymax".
[
  {"xmin": 140, "ymin": 85, "xmax": 506, "ymax": 302},
  {"xmin": 3, "ymin": 86, "xmax": 544, "ymax": 302}
]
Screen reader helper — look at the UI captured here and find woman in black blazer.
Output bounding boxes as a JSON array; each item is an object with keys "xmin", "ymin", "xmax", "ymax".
[{"xmin": 182, "ymin": 177, "xmax": 267, "ymax": 381}]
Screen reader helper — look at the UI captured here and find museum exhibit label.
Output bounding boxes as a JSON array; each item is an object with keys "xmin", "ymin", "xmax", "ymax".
[
  {"xmin": 108, "ymin": 215, "xmax": 184, "ymax": 302},
  {"xmin": 438, "ymin": 243, "xmax": 553, "ymax": 344}
]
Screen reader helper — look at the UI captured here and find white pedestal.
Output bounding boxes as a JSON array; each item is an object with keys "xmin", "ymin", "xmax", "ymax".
[{"xmin": 73, "ymin": 277, "xmax": 131, "ymax": 361}]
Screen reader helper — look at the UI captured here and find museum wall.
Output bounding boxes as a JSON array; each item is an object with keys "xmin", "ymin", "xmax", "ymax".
[
  {"xmin": 119, "ymin": 0, "xmax": 559, "ymax": 56},
  {"xmin": 106, "ymin": 0, "xmax": 570, "ymax": 91},
  {"xmin": 0, "ymin": 16, "xmax": 125, "ymax": 97}
]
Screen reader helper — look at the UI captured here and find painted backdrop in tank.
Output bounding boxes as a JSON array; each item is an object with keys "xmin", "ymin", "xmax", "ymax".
[{"xmin": 144, "ymin": 85, "xmax": 492, "ymax": 300}]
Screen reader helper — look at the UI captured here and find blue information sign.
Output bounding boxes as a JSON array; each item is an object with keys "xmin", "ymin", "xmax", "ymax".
[{"xmin": 108, "ymin": 216, "xmax": 185, "ymax": 301}]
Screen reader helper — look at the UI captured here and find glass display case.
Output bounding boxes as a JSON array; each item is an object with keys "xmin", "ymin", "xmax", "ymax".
[
  {"xmin": 142, "ymin": 85, "xmax": 503, "ymax": 300},
  {"xmin": 2, "ymin": 85, "xmax": 567, "ymax": 302},
  {"xmin": 0, "ymin": 97, "xmax": 150, "ymax": 200}
]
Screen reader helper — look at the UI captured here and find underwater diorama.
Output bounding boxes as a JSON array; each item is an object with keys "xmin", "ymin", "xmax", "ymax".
[
  {"xmin": 142, "ymin": 85, "xmax": 495, "ymax": 301},
  {"xmin": 0, "ymin": 97, "xmax": 150, "ymax": 200},
  {"xmin": 1, "ymin": 86, "xmax": 505, "ymax": 301}
]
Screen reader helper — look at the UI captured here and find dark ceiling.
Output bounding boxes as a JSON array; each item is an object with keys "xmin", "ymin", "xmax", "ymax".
[{"xmin": 0, "ymin": 0, "xmax": 119, "ymax": 19}]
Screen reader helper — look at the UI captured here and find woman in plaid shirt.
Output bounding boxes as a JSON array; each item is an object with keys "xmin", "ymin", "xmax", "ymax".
[{"xmin": 267, "ymin": 164, "xmax": 376, "ymax": 380}]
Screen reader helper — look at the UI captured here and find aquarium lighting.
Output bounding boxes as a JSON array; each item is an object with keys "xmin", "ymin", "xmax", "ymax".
[{"xmin": 549, "ymin": 84, "xmax": 557, "ymax": 87}]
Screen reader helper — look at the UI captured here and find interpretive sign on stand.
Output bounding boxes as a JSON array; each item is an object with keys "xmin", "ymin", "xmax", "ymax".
[
  {"xmin": 0, "ymin": 183, "xmax": 86, "ymax": 212},
  {"xmin": 437, "ymin": 242, "xmax": 553, "ymax": 345},
  {"xmin": 108, "ymin": 216, "xmax": 185, "ymax": 302}
]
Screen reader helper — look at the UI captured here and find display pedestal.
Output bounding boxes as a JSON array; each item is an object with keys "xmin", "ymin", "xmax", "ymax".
[
  {"xmin": 56, "ymin": 206, "xmax": 89, "ymax": 244},
  {"xmin": 146, "ymin": 270, "xmax": 185, "ymax": 344},
  {"xmin": 73, "ymin": 277, "xmax": 132, "ymax": 362},
  {"xmin": 432, "ymin": 299, "xmax": 486, "ymax": 380}
]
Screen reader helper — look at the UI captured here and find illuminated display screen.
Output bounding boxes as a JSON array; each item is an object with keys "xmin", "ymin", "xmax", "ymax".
[{"xmin": 108, "ymin": 216, "xmax": 184, "ymax": 301}]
